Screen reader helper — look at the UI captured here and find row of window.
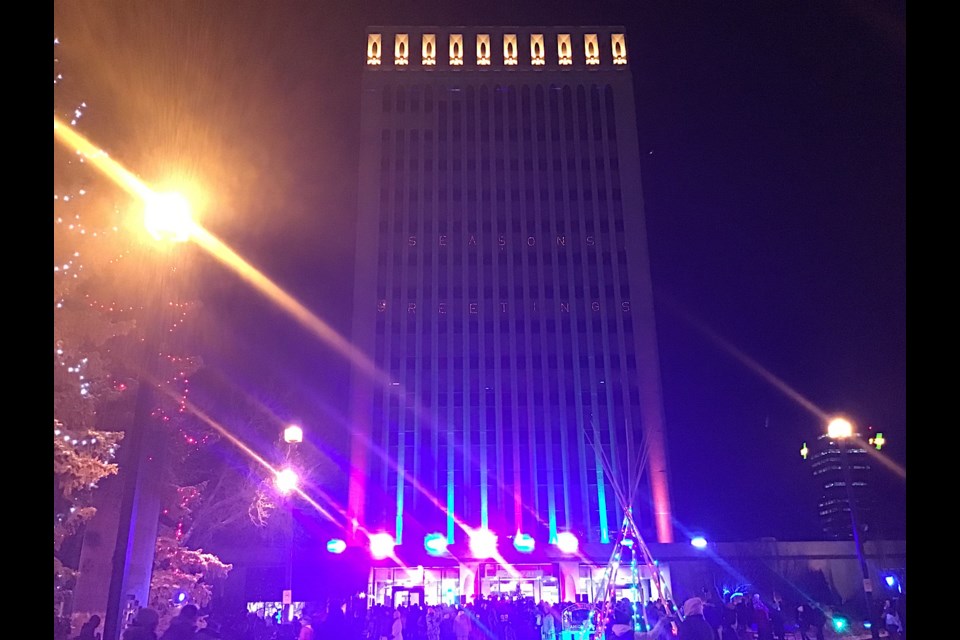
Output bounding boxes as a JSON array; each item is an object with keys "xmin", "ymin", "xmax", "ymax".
[{"xmin": 368, "ymin": 33, "xmax": 628, "ymax": 68}]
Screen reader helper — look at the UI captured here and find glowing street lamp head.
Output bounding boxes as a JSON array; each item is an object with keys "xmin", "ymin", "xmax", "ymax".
[
  {"xmin": 513, "ymin": 532, "xmax": 536, "ymax": 553},
  {"xmin": 283, "ymin": 424, "xmax": 303, "ymax": 444},
  {"xmin": 326, "ymin": 538, "xmax": 347, "ymax": 554},
  {"xmin": 274, "ymin": 467, "xmax": 299, "ymax": 495},
  {"xmin": 469, "ymin": 528, "xmax": 498, "ymax": 559},
  {"xmin": 556, "ymin": 531, "xmax": 579, "ymax": 554},
  {"xmin": 369, "ymin": 532, "xmax": 396, "ymax": 560},
  {"xmin": 827, "ymin": 417, "xmax": 854, "ymax": 440},
  {"xmin": 144, "ymin": 191, "xmax": 194, "ymax": 242},
  {"xmin": 424, "ymin": 532, "xmax": 449, "ymax": 557}
]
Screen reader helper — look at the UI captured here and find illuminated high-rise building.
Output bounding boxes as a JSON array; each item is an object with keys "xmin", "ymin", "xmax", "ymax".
[
  {"xmin": 346, "ymin": 26, "xmax": 675, "ymax": 603},
  {"xmin": 808, "ymin": 433, "xmax": 879, "ymax": 540}
]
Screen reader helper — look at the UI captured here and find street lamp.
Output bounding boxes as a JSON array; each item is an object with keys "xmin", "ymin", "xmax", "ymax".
[
  {"xmin": 102, "ymin": 193, "xmax": 195, "ymax": 640},
  {"xmin": 826, "ymin": 417, "xmax": 880, "ymax": 640},
  {"xmin": 279, "ymin": 424, "xmax": 303, "ymax": 623}
]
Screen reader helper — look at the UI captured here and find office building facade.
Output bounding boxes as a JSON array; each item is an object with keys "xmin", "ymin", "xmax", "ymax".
[
  {"xmin": 808, "ymin": 433, "xmax": 879, "ymax": 540},
  {"xmin": 346, "ymin": 26, "xmax": 675, "ymax": 603}
]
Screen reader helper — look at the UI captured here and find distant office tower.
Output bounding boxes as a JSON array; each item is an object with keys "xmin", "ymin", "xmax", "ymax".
[
  {"xmin": 347, "ymin": 28, "xmax": 675, "ymax": 598},
  {"xmin": 808, "ymin": 434, "xmax": 878, "ymax": 540}
]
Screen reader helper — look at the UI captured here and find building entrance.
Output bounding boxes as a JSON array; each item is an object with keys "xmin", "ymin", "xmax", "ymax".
[{"xmin": 392, "ymin": 586, "xmax": 425, "ymax": 608}]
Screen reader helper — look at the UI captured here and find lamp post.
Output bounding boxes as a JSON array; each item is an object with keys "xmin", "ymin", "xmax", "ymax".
[
  {"xmin": 279, "ymin": 424, "xmax": 303, "ymax": 623},
  {"xmin": 826, "ymin": 417, "xmax": 880, "ymax": 640},
  {"xmin": 101, "ymin": 192, "xmax": 196, "ymax": 640}
]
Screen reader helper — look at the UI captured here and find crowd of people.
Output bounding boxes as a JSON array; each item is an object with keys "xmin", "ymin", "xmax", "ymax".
[{"xmin": 58, "ymin": 590, "xmax": 905, "ymax": 640}]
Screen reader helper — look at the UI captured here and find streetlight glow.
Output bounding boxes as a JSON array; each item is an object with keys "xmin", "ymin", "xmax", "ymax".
[
  {"xmin": 369, "ymin": 532, "xmax": 396, "ymax": 560},
  {"xmin": 283, "ymin": 424, "xmax": 303, "ymax": 444},
  {"xmin": 143, "ymin": 191, "xmax": 195, "ymax": 242},
  {"xmin": 827, "ymin": 417, "xmax": 854, "ymax": 440},
  {"xmin": 556, "ymin": 531, "xmax": 579, "ymax": 554},
  {"xmin": 274, "ymin": 467, "xmax": 299, "ymax": 495}
]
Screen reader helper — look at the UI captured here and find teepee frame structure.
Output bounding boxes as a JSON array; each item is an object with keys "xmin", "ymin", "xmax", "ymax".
[{"xmin": 582, "ymin": 419, "xmax": 674, "ymax": 630}]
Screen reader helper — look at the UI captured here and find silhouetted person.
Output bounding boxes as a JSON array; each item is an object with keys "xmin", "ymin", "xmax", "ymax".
[
  {"xmin": 75, "ymin": 614, "xmax": 102, "ymax": 640},
  {"xmin": 678, "ymin": 597, "xmax": 717, "ymax": 640},
  {"xmin": 123, "ymin": 608, "xmax": 161, "ymax": 640},
  {"xmin": 161, "ymin": 604, "xmax": 200, "ymax": 640}
]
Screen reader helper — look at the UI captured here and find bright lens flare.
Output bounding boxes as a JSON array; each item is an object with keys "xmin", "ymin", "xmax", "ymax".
[
  {"xmin": 827, "ymin": 417, "xmax": 854, "ymax": 439},
  {"xmin": 370, "ymin": 532, "xmax": 396, "ymax": 560},
  {"xmin": 469, "ymin": 529, "xmax": 498, "ymax": 559},
  {"xmin": 274, "ymin": 467, "xmax": 299, "ymax": 495},
  {"xmin": 556, "ymin": 531, "xmax": 579, "ymax": 553},
  {"xmin": 283, "ymin": 424, "xmax": 304, "ymax": 444},
  {"xmin": 144, "ymin": 191, "xmax": 194, "ymax": 242}
]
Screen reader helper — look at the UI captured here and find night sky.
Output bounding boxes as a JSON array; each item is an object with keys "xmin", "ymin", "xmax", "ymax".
[{"xmin": 54, "ymin": 0, "xmax": 906, "ymax": 543}]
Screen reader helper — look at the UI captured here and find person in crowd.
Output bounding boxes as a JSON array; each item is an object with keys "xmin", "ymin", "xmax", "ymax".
[
  {"xmin": 540, "ymin": 604, "xmax": 556, "ymax": 640},
  {"xmin": 679, "ymin": 597, "xmax": 718, "ymax": 640},
  {"xmin": 718, "ymin": 595, "xmax": 739, "ymax": 640},
  {"xmin": 438, "ymin": 608, "xmax": 455, "ymax": 640},
  {"xmin": 426, "ymin": 606, "xmax": 441, "ymax": 640},
  {"xmin": 75, "ymin": 614, "xmax": 102, "ymax": 640},
  {"xmin": 700, "ymin": 589, "xmax": 722, "ymax": 638},
  {"xmin": 609, "ymin": 606, "xmax": 673, "ymax": 640},
  {"xmin": 161, "ymin": 604, "xmax": 201, "ymax": 640},
  {"xmin": 296, "ymin": 611, "xmax": 314, "ymax": 640},
  {"xmin": 795, "ymin": 601, "xmax": 826, "ymax": 640},
  {"xmin": 391, "ymin": 609, "xmax": 405, "ymax": 640},
  {"xmin": 751, "ymin": 593, "xmax": 773, "ymax": 640},
  {"xmin": 325, "ymin": 599, "xmax": 350, "ymax": 638},
  {"xmin": 123, "ymin": 608, "xmax": 161, "ymax": 640},
  {"xmin": 732, "ymin": 594, "xmax": 752, "ymax": 640},
  {"xmin": 883, "ymin": 599, "xmax": 902, "ymax": 640},
  {"xmin": 453, "ymin": 608, "xmax": 472, "ymax": 640},
  {"xmin": 195, "ymin": 620, "xmax": 221, "ymax": 639},
  {"xmin": 768, "ymin": 594, "xmax": 786, "ymax": 640}
]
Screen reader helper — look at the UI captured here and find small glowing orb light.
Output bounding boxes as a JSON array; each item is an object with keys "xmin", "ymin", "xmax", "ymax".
[
  {"xmin": 175, "ymin": 592, "xmax": 186, "ymax": 603},
  {"xmin": 513, "ymin": 532, "xmax": 536, "ymax": 553},
  {"xmin": 424, "ymin": 532, "xmax": 449, "ymax": 556},
  {"xmin": 369, "ymin": 532, "xmax": 396, "ymax": 560},
  {"xmin": 274, "ymin": 467, "xmax": 299, "ymax": 495},
  {"xmin": 283, "ymin": 424, "xmax": 303, "ymax": 444},
  {"xmin": 831, "ymin": 617, "xmax": 848, "ymax": 633},
  {"xmin": 469, "ymin": 529, "xmax": 498, "ymax": 559},
  {"xmin": 144, "ymin": 191, "xmax": 193, "ymax": 242},
  {"xmin": 326, "ymin": 538, "xmax": 347, "ymax": 554},
  {"xmin": 691, "ymin": 536, "xmax": 708, "ymax": 549},
  {"xmin": 556, "ymin": 531, "xmax": 579, "ymax": 554}
]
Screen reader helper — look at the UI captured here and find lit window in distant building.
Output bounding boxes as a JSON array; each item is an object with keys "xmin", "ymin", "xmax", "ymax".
[
  {"xmin": 612, "ymin": 33, "xmax": 627, "ymax": 65},
  {"xmin": 503, "ymin": 34, "xmax": 518, "ymax": 65},
  {"xmin": 367, "ymin": 33, "xmax": 382, "ymax": 65},
  {"xmin": 422, "ymin": 33, "xmax": 436, "ymax": 66},
  {"xmin": 394, "ymin": 33, "xmax": 409, "ymax": 66},
  {"xmin": 585, "ymin": 34, "xmax": 600, "ymax": 65},
  {"xmin": 449, "ymin": 33, "xmax": 464, "ymax": 66},
  {"xmin": 477, "ymin": 34, "xmax": 491, "ymax": 65},
  {"xmin": 557, "ymin": 34, "xmax": 572, "ymax": 65},
  {"xmin": 531, "ymin": 33, "xmax": 545, "ymax": 65}
]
